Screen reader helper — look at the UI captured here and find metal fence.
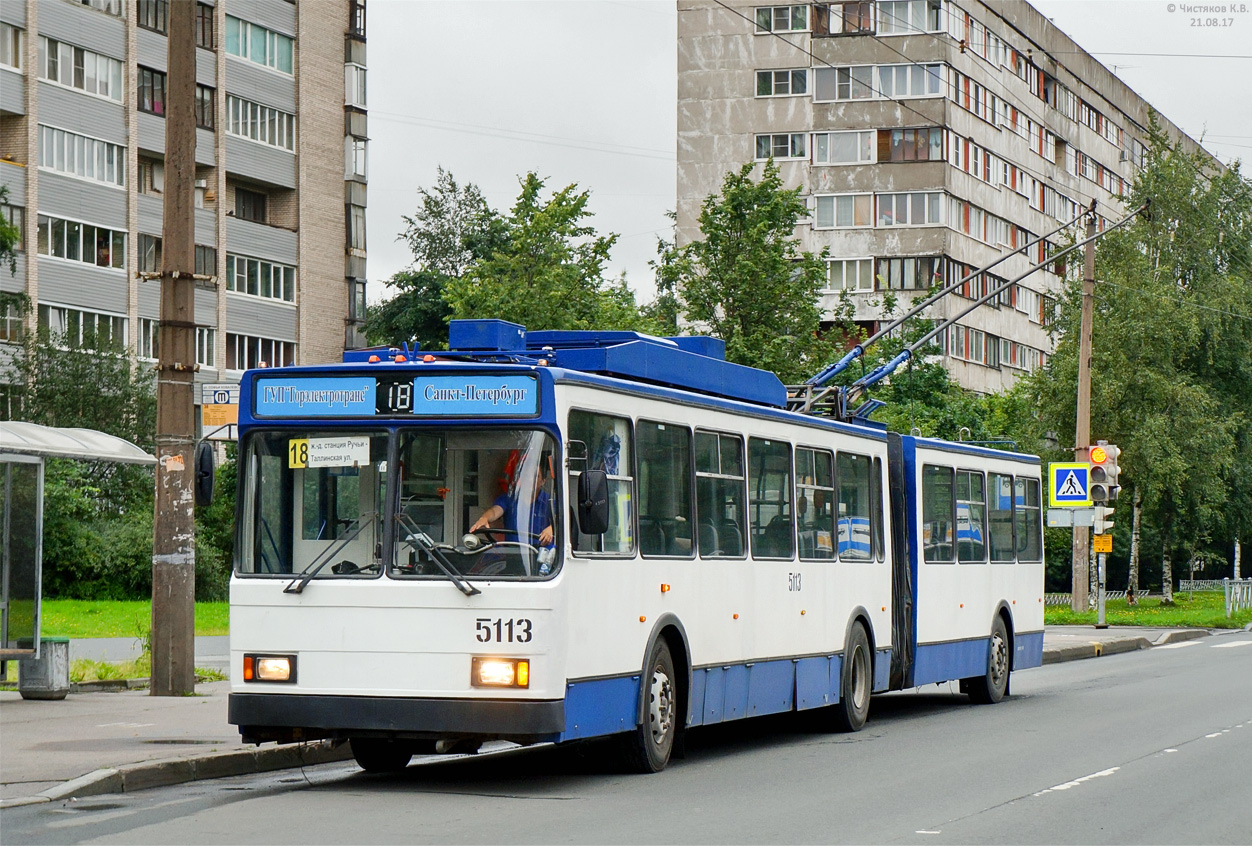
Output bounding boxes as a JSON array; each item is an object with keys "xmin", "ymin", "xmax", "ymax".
[
  {"xmin": 1224, "ymin": 579, "xmax": 1252, "ymax": 618},
  {"xmin": 1179, "ymin": 579, "xmax": 1230, "ymax": 591},
  {"xmin": 1045, "ymin": 591, "xmax": 1152, "ymax": 606}
]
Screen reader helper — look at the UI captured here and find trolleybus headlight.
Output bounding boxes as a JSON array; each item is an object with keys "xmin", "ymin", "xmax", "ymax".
[
  {"xmin": 244, "ymin": 654, "xmax": 297, "ymax": 683},
  {"xmin": 472, "ymin": 657, "xmax": 530, "ymax": 688}
]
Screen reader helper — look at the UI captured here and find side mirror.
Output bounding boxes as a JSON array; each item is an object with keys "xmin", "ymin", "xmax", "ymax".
[
  {"xmin": 577, "ymin": 470, "xmax": 609, "ymax": 536},
  {"xmin": 194, "ymin": 440, "xmax": 215, "ymax": 507}
]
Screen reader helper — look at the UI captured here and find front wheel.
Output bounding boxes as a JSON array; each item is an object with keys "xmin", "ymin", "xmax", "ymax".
[
  {"xmin": 965, "ymin": 616, "xmax": 1010, "ymax": 704},
  {"xmin": 619, "ymin": 640, "xmax": 678, "ymax": 773},
  {"xmin": 350, "ymin": 738, "xmax": 413, "ymax": 773},
  {"xmin": 831, "ymin": 622, "xmax": 871, "ymax": 732}
]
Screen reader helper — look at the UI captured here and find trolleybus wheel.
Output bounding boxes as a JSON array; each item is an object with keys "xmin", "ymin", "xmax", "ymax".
[
  {"xmin": 831, "ymin": 622, "xmax": 871, "ymax": 732},
  {"xmin": 350, "ymin": 738, "xmax": 414, "ymax": 773},
  {"xmin": 965, "ymin": 616, "xmax": 1010, "ymax": 704},
  {"xmin": 620, "ymin": 639, "xmax": 678, "ymax": 773}
]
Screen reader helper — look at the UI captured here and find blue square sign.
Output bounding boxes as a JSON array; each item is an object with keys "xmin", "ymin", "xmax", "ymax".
[{"xmin": 1049, "ymin": 462, "xmax": 1091, "ymax": 507}]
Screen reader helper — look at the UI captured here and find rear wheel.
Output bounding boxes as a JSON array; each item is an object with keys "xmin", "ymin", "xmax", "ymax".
[
  {"xmin": 966, "ymin": 616, "xmax": 1010, "ymax": 704},
  {"xmin": 831, "ymin": 622, "xmax": 871, "ymax": 732},
  {"xmin": 620, "ymin": 640, "xmax": 678, "ymax": 773},
  {"xmin": 350, "ymin": 738, "xmax": 413, "ymax": 773}
]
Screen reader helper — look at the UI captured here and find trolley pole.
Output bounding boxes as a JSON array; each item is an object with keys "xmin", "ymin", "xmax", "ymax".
[
  {"xmin": 151, "ymin": 0, "xmax": 198, "ymax": 696},
  {"xmin": 1070, "ymin": 205, "xmax": 1096, "ymax": 614}
]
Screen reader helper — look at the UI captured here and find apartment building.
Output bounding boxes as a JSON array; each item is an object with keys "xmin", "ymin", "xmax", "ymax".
[
  {"xmin": 677, "ymin": 0, "xmax": 1207, "ymax": 392},
  {"xmin": 0, "ymin": 0, "xmax": 369, "ymax": 421}
]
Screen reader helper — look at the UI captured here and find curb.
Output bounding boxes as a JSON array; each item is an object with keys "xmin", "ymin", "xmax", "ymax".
[
  {"xmin": 0, "ymin": 739, "xmax": 354, "ymax": 809},
  {"xmin": 1042, "ymin": 637, "xmax": 1151, "ymax": 664}
]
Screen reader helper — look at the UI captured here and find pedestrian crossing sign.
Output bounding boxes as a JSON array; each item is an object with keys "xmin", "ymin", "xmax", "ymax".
[{"xmin": 1049, "ymin": 462, "xmax": 1092, "ymax": 507}]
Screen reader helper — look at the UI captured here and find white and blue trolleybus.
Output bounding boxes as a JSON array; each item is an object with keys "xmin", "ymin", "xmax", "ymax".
[{"xmin": 227, "ymin": 320, "xmax": 1044, "ymax": 773}]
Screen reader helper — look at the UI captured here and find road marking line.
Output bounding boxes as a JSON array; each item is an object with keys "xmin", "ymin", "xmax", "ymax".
[
  {"xmin": 1212, "ymin": 641, "xmax": 1252, "ymax": 648},
  {"xmin": 915, "ymin": 831, "xmax": 942, "ymax": 835},
  {"xmin": 1034, "ymin": 767, "xmax": 1120, "ymax": 796},
  {"xmin": 1205, "ymin": 732, "xmax": 1222, "ymax": 738}
]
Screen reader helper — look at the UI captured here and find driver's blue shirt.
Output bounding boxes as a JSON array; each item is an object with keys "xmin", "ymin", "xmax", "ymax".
[{"xmin": 493, "ymin": 489, "xmax": 553, "ymax": 547}]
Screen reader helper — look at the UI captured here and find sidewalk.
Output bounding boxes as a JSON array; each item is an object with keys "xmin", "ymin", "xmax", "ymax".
[{"xmin": 0, "ymin": 626, "xmax": 1223, "ymax": 808}]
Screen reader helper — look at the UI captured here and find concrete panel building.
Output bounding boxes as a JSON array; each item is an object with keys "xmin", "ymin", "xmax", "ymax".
[
  {"xmin": 0, "ymin": 0, "xmax": 369, "ymax": 420},
  {"xmin": 677, "ymin": 0, "xmax": 1208, "ymax": 392}
]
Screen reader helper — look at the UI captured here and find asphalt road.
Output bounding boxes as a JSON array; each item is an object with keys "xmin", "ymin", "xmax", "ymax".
[{"xmin": 4, "ymin": 631, "xmax": 1250, "ymax": 845}]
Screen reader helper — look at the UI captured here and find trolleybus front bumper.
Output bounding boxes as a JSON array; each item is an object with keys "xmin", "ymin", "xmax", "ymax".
[{"xmin": 229, "ymin": 692, "xmax": 565, "ymax": 745}]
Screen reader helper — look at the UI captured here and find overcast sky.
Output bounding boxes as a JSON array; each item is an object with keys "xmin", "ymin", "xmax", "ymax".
[{"xmin": 366, "ymin": 0, "xmax": 1251, "ymax": 305}]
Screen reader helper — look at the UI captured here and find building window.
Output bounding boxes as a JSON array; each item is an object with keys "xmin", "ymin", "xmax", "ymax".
[
  {"xmin": 37, "ymin": 215, "xmax": 125, "ymax": 270},
  {"xmin": 348, "ymin": 204, "xmax": 366, "ymax": 250},
  {"xmin": 824, "ymin": 257, "xmax": 874, "ymax": 293},
  {"xmin": 756, "ymin": 68, "xmax": 807, "ymax": 97},
  {"xmin": 226, "ymin": 254, "xmax": 294, "ymax": 302},
  {"xmin": 877, "ymin": 192, "xmax": 943, "ymax": 227},
  {"xmin": 812, "ymin": 65, "xmax": 873, "ymax": 101},
  {"xmin": 878, "ymin": 0, "xmax": 942, "ymax": 34},
  {"xmin": 234, "ymin": 187, "xmax": 267, "ymax": 223},
  {"xmin": 139, "ymin": 233, "xmax": 162, "ymax": 273},
  {"xmin": 38, "ymin": 37, "xmax": 124, "ymax": 101},
  {"xmin": 224, "ymin": 16, "xmax": 294, "ymax": 74},
  {"xmin": 813, "ymin": 2, "xmax": 875, "ymax": 35},
  {"xmin": 876, "ymin": 256, "xmax": 941, "ymax": 290},
  {"xmin": 137, "ymin": 66, "xmax": 167, "ymax": 115},
  {"xmin": 345, "ymin": 63, "xmax": 367, "ymax": 107},
  {"xmin": 754, "ymin": 133, "xmax": 806, "ymax": 160},
  {"xmin": 2, "ymin": 300, "xmax": 25, "ymax": 343},
  {"xmin": 38, "ymin": 304, "xmax": 126, "ymax": 350},
  {"xmin": 195, "ymin": 244, "xmax": 216, "ymax": 277},
  {"xmin": 350, "ymin": 0, "xmax": 367, "ymax": 38},
  {"xmin": 883, "ymin": 127, "xmax": 943, "ymax": 161},
  {"xmin": 194, "ymin": 84, "xmax": 215, "ymax": 129},
  {"xmin": 813, "ymin": 130, "xmax": 874, "ymax": 165},
  {"xmin": 138, "ymin": 157, "xmax": 164, "ymax": 194},
  {"xmin": 197, "ymin": 327, "xmax": 216, "ymax": 367},
  {"xmin": 40, "ymin": 125, "xmax": 126, "ymax": 187},
  {"xmin": 74, "ymin": 0, "xmax": 124, "ymax": 17},
  {"xmin": 1, "ymin": 203, "xmax": 25, "ymax": 252},
  {"xmin": 345, "ymin": 137, "xmax": 368, "ymax": 179},
  {"xmin": 226, "ymin": 95, "xmax": 296, "ymax": 151},
  {"xmin": 877, "ymin": 63, "xmax": 942, "ymax": 97},
  {"xmin": 1, "ymin": 22, "xmax": 23, "ymax": 70},
  {"xmin": 137, "ymin": 0, "xmax": 167, "ymax": 33},
  {"xmin": 138, "ymin": 317, "xmax": 158, "ymax": 359},
  {"xmin": 349, "ymin": 279, "xmax": 367, "ymax": 322},
  {"xmin": 755, "ymin": 5, "xmax": 808, "ymax": 32},
  {"xmin": 227, "ymin": 332, "xmax": 293, "ymax": 370},
  {"xmin": 196, "ymin": 3, "xmax": 214, "ymax": 49},
  {"xmin": 814, "ymin": 194, "xmax": 872, "ymax": 229}
]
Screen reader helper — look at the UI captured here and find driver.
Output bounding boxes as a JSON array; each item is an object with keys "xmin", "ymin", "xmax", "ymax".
[{"xmin": 469, "ymin": 460, "xmax": 554, "ymax": 548}]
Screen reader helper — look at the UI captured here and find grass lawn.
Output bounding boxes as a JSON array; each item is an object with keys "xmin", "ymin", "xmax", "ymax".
[
  {"xmin": 39, "ymin": 599, "xmax": 229, "ymax": 639},
  {"xmin": 1045, "ymin": 591, "xmax": 1252, "ymax": 629}
]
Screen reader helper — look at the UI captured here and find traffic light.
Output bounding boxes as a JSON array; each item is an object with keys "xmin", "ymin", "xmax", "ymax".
[
  {"xmin": 1093, "ymin": 504, "xmax": 1116, "ymax": 535},
  {"xmin": 1088, "ymin": 441, "xmax": 1121, "ymax": 502}
]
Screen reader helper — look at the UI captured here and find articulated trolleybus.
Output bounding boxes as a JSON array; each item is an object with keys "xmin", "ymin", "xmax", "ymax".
[{"xmin": 228, "ymin": 319, "xmax": 1044, "ymax": 773}]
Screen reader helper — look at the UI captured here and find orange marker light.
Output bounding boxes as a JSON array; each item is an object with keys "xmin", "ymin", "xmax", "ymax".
[
  {"xmin": 733, "ymin": 613, "xmax": 739, "ymax": 620},
  {"xmin": 800, "ymin": 610, "xmax": 806, "ymax": 616},
  {"xmin": 639, "ymin": 616, "xmax": 646, "ymax": 622},
  {"xmin": 660, "ymin": 583, "xmax": 671, "ymax": 594},
  {"xmin": 243, "ymin": 656, "xmax": 254, "ymax": 681},
  {"xmin": 516, "ymin": 661, "xmax": 530, "ymax": 687},
  {"xmin": 394, "ymin": 354, "xmax": 407, "ymax": 363},
  {"xmin": 423, "ymin": 354, "xmax": 436, "ymax": 362},
  {"xmin": 368, "ymin": 355, "xmax": 380, "ymax": 363}
]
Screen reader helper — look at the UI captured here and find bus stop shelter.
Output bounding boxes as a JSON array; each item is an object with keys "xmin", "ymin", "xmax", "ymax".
[{"xmin": 1, "ymin": 422, "xmax": 156, "ymax": 664}]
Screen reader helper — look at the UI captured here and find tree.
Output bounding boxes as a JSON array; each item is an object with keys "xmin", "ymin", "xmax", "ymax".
[
  {"xmin": 365, "ymin": 168, "xmax": 501, "ymax": 349},
  {"xmin": 444, "ymin": 173, "xmax": 649, "ymax": 332},
  {"xmin": 0, "ymin": 185, "xmax": 19, "ymax": 275},
  {"xmin": 662, "ymin": 160, "xmax": 832, "ymax": 383}
]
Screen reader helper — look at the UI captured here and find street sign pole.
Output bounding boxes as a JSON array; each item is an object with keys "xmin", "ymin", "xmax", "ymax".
[{"xmin": 1096, "ymin": 552, "xmax": 1107, "ymax": 628}]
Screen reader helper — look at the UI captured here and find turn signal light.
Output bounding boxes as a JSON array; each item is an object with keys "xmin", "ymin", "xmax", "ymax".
[{"xmin": 471, "ymin": 657, "xmax": 531, "ymax": 688}]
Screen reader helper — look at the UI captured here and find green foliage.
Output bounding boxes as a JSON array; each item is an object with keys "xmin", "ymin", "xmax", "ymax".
[
  {"xmin": 39, "ymin": 599, "xmax": 230, "ymax": 638},
  {"xmin": 0, "ymin": 184, "xmax": 19, "ymax": 275},
  {"xmin": 661, "ymin": 160, "xmax": 834, "ymax": 383},
  {"xmin": 365, "ymin": 269, "xmax": 453, "ymax": 351},
  {"xmin": 1044, "ymin": 592, "xmax": 1251, "ymax": 630},
  {"xmin": 445, "ymin": 173, "xmax": 650, "ymax": 332}
]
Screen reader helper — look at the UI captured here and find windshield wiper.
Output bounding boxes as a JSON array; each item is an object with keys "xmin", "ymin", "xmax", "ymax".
[
  {"xmin": 394, "ymin": 512, "xmax": 481, "ymax": 597},
  {"xmin": 284, "ymin": 512, "xmax": 378, "ymax": 594}
]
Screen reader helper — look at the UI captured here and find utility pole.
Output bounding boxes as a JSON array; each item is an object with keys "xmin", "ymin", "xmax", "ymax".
[
  {"xmin": 151, "ymin": 0, "xmax": 198, "ymax": 696},
  {"xmin": 1071, "ymin": 203, "xmax": 1097, "ymax": 614}
]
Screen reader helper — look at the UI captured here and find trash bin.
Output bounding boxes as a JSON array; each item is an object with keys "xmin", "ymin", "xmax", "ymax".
[{"xmin": 19, "ymin": 637, "xmax": 71, "ymax": 700}]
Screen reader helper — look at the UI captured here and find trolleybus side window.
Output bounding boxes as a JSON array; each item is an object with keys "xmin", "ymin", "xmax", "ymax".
[
  {"xmin": 749, "ymin": 438, "xmax": 793, "ymax": 559},
  {"xmin": 637, "ymin": 420, "xmax": 694, "ymax": 558},
  {"xmin": 988, "ymin": 472, "xmax": 1016, "ymax": 563},
  {"xmin": 796, "ymin": 447, "xmax": 835, "ymax": 560},
  {"xmin": 872, "ymin": 456, "xmax": 886, "ymax": 562},
  {"xmin": 1014, "ymin": 477, "xmax": 1043, "ymax": 562},
  {"xmin": 568, "ymin": 409, "xmax": 634, "ymax": 555},
  {"xmin": 695, "ymin": 430, "xmax": 746, "ymax": 558},
  {"xmin": 956, "ymin": 470, "xmax": 987, "ymax": 563},
  {"xmin": 237, "ymin": 431, "xmax": 388, "ymax": 577},
  {"xmin": 836, "ymin": 451, "xmax": 874, "ymax": 561},
  {"xmin": 922, "ymin": 464, "xmax": 955, "ymax": 563}
]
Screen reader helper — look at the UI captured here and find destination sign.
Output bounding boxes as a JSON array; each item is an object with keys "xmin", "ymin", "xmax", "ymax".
[{"xmin": 254, "ymin": 374, "xmax": 538, "ymax": 418}]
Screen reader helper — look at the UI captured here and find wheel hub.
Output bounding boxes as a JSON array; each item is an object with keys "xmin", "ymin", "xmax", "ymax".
[
  {"xmin": 990, "ymin": 633, "xmax": 1008, "ymax": 685},
  {"xmin": 648, "ymin": 668, "xmax": 674, "ymax": 745}
]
